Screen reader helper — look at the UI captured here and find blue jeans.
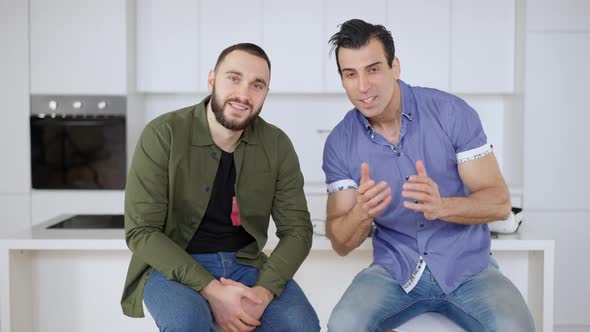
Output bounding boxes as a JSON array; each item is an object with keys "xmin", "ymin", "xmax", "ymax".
[
  {"xmin": 143, "ymin": 252, "xmax": 320, "ymax": 332},
  {"xmin": 328, "ymin": 258, "xmax": 535, "ymax": 332}
]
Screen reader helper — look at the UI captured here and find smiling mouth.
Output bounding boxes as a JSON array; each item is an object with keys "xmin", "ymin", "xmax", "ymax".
[
  {"xmin": 228, "ymin": 101, "xmax": 250, "ymax": 112},
  {"xmin": 360, "ymin": 96, "xmax": 376, "ymax": 104}
]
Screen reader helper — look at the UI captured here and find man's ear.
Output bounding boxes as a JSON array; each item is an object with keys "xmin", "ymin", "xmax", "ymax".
[
  {"xmin": 207, "ymin": 69, "xmax": 215, "ymax": 93},
  {"xmin": 393, "ymin": 57, "xmax": 401, "ymax": 79}
]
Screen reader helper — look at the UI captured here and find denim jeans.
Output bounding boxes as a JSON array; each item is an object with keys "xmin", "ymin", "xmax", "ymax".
[
  {"xmin": 143, "ymin": 252, "xmax": 320, "ymax": 332},
  {"xmin": 328, "ymin": 258, "xmax": 535, "ymax": 332}
]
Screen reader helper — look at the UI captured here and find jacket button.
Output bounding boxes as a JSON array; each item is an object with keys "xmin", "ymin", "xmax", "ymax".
[{"xmin": 204, "ymin": 186, "xmax": 210, "ymax": 192}]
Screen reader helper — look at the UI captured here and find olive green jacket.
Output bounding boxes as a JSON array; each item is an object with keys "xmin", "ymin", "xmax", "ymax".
[{"xmin": 121, "ymin": 97, "xmax": 312, "ymax": 317}]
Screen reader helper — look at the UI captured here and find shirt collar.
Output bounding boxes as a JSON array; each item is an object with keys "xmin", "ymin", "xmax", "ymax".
[
  {"xmin": 191, "ymin": 95, "xmax": 258, "ymax": 146},
  {"xmin": 356, "ymin": 80, "xmax": 415, "ymax": 134}
]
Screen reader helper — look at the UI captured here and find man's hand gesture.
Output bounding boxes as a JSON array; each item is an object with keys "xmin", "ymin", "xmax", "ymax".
[
  {"xmin": 354, "ymin": 162, "xmax": 392, "ymax": 220},
  {"xmin": 402, "ymin": 160, "xmax": 444, "ymax": 220}
]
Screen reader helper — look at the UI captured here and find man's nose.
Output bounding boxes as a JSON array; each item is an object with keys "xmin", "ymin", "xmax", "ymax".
[
  {"xmin": 358, "ymin": 73, "xmax": 370, "ymax": 93},
  {"xmin": 236, "ymin": 81, "xmax": 250, "ymax": 99}
]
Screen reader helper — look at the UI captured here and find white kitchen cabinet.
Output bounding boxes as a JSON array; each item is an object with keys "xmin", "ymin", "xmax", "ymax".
[
  {"xmin": 30, "ymin": 0, "xmax": 127, "ymax": 95},
  {"xmin": 462, "ymin": 96, "xmax": 506, "ymax": 172},
  {"xmin": 450, "ymin": 0, "xmax": 515, "ymax": 94},
  {"xmin": 0, "ymin": 0, "xmax": 31, "ymax": 194},
  {"xmin": 387, "ymin": 0, "xmax": 451, "ymax": 91},
  {"xmin": 199, "ymin": 0, "xmax": 263, "ymax": 92},
  {"xmin": 136, "ymin": 0, "xmax": 199, "ymax": 93},
  {"xmin": 262, "ymin": 0, "xmax": 323, "ymax": 93},
  {"xmin": 323, "ymin": 0, "xmax": 388, "ymax": 92},
  {"xmin": 527, "ymin": 0, "xmax": 590, "ymax": 32},
  {"xmin": 262, "ymin": 95, "xmax": 352, "ymax": 185},
  {"xmin": 524, "ymin": 33, "xmax": 590, "ymax": 210}
]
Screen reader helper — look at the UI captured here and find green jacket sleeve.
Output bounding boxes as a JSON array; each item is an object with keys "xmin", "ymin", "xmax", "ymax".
[
  {"xmin": 125, "ymin": 123, "xmax": 214, "ymax": 292},
  {"xmin": 255, "ymin": 132, "xmax": 313, "ymax": 296}
]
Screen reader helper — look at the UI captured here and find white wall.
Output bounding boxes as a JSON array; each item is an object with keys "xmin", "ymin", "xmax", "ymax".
[
  {"xmin": 524, "ymin": 2, "xmax": 590, "ymax": 331},
  {"xmin": 0, "ymin": 0, "xmax": 31, "ymax": 236}
]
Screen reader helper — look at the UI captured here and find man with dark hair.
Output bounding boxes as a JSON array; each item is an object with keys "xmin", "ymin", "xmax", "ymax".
[
  {"xmin": 121, "ymin": 43, "xmax": 320, "ymax": 332},
  {"xmin": 323, "ymin": 19, "xmax": 534, "ymax": 331}
]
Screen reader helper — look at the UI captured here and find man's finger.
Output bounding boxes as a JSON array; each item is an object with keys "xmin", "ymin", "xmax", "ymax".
[
  {"xmin": 238, "ymin": 311, "xmax": 261, "ymax": 327},
  {"xmin": 403, "ymin": 200, "xmax": 426, "ymax": 212},
  {"xmin": 242, "ymin": 289, "xmax": 263, "ymax": 305},
  {"xmin": 362, "ymin": 181, "xmax": 390, "ymax": 200},
  {"xmin": 402, "ymin": 191, "xmax": 430, "ymax": 203},
  {"xmin": 228, "ymin": 319, "xmax": 254, "ymax": 332},
  {"xmin": 220, "ymin": 277, "xmax": 242, "ymax": 287},
  {"xmin": 402, "ymin": 183, "xmax": 431, "ymax": 195},
  {"xmin": 360, "ymin": 162, "xmax": 370, "ymax": 184},
  {"xmin": 416, "ymin": 160, "xmax": 428, "ymax": 177},
  {"xmin": 357, "ymin": 179, "xmax": 376, "ymax": 195},
  {"xmin": 368, "ymin": 195, "xmax": 393, "ymax": 216},
  {"xmin": 366, "ymin": 186, "xmax": 392, "ymax": 208}
]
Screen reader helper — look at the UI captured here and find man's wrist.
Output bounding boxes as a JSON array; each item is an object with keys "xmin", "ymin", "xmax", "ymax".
[
  {"xmin": 253, "ymin": 286, "xmax": 274, "ymax": 304},
  {"xmin": 439, "ymin": 197, "xmax": 452, "ymax": 220},
  {"xmin": 200, "ymin": 279, "xmax": 222, "ymax": 300}
]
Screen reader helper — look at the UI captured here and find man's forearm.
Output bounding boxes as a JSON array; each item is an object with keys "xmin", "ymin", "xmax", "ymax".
[
  {"xmin": 256, "ymin": 227, "xmax": 312, "ymax": 296},
  {"xmin": 439, "ymin": 186, "xmax": 511, "ymax": 225},
  {"xmin": 327, "ymin": 204, "xmax": 373, "ymax": 256}
]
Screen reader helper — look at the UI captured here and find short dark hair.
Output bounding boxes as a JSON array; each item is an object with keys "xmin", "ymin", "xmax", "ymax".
[
  {"xmin": 328, "ymin": 19, "xmax": 395, "ymax": 76},
  {"xmin": 214, "ymin": 43, "xmax": 271, "ymax": 74}
]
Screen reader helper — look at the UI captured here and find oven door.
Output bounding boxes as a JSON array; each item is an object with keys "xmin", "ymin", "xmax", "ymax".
[{"xmin": 30, "ymin": 115, "xmax": 126, "ymax": 189}]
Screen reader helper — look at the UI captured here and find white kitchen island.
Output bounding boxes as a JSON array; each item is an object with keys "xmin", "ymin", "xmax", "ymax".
[{"xmin": 0, "ymin": 216, "xmax": 554, "ymax": 332}]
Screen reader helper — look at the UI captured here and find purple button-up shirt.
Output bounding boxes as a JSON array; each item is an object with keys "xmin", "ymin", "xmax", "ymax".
[{"xmin": 322, "ymin": 80, "xmax": 493, "ymax": 294}]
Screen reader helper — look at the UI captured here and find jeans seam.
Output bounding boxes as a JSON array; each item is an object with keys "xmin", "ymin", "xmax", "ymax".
[
  {"xmin": 218, "ymin": 253, "xmax": 227, "ymax": 277},
  {"xmin": 370, "ymin": 298, "xmax": 430, "ymax": 332},
  {"xmin": 443, "ymin": 299, "xmax": 487, "ymax": 332}
]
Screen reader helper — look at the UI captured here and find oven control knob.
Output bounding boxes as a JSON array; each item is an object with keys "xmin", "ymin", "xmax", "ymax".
[
  {"xmin": 48, "ymin": 100, "xmax": 58, "ymax": 111},
  {"xmin": 73, "ymin": 101, "xmax": 83, "ymax": 109},
  {"xmin": 97, "ymin": 101, "xmax": 107, "ymax": 110}
]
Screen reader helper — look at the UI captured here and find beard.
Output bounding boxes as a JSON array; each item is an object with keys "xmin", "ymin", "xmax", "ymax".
[{"xmin": 210, "ymin": 86, "xmax": 262, "ymax": 131}]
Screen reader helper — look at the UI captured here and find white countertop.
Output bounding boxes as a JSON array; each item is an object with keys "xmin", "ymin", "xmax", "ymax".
[{"xmin": 0, "ymin": 215, "xmax": 554, "ymax": 252}]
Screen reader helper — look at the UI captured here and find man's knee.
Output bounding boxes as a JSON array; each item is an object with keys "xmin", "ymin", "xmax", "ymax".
[
  {"xmin": 493, "ymin": 307, "xmax": 535, "ymax": 332},
  {"xmin": 328, "ymin": 305, "xmax": 374, "ymax": 332},
  {"xmin": 156, "ymin": 313, "xmax": 212, "ymax": 332},
  {"xmin": 265, "ymin": 303, "xmax": 320, "ymax": 332}
]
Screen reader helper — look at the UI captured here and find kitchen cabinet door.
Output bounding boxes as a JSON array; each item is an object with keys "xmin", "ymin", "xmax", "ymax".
[
  {"xmin": 199, "ymin": 0, "xmax": 263, "ymax": 92},
  {"xmin": 323, "ymin": 0, "xmax": 388, "ymax": 93},
  {"xmin": 450, "ymin": 0, "xmax": 515, "ymax": 94},
  {"xmin": 0, "ymin": 0, "xmax": 31, "ymax": 194},
  {"xmin": 524, "ymin": 33, "xmax": 590, "ymax": 210},
  {"xmin": 527, "ymin": 0, "xmax": 590, "ymax": 32},
  {"xmin": 387, "ymin": 0, "xmax": 451, "ymax": 91},
  {"xmin": 30, "ymin": 0, "xmax": 127, "ymax": 94},
  {"xmin": 136, "ymin": 0, "xmax": 199, "ymax": 93},
  {"xmin": 261, "ymin": 95, "xmax": 352, "ymax": 185},
  {"xmin": 262, "ymin": 0, "xmax": 323, "ymax": 93}
]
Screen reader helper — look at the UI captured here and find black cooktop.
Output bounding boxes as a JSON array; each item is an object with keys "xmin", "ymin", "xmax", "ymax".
[{"xmin": 47, "ymin": 214, "xmax": 124, "ymax": 229}]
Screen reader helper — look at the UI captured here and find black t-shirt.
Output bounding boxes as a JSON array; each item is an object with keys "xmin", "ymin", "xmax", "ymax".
[{"xmin": 186, "ymin": 150, "xmax": 255, "ymax": 253}]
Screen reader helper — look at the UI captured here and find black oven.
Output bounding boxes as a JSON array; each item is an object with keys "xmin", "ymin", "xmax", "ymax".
[{"xmin": 30, "ymin": 95, "xmax": 126, "ymax": 189}]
